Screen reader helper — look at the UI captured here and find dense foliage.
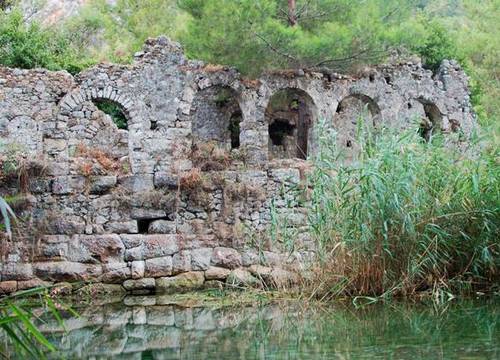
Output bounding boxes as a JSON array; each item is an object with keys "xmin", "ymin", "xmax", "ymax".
[
  {"xmin": 63, "ymin": 0, "xmax": 187, "ymax": 64},
  {"xmin": 179, "ymin": 0, "xmax": 430, "ymax": 75},
  {"xmin": 0, "ymin": 9, "xmax": 88, "ymax": 73},
  {"xmin": 308, "ymin": 120, "xmax": 499, "ymax": 298}
]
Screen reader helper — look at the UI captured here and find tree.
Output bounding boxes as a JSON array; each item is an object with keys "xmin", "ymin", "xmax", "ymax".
[
  {"xmin": 178, "ymin": 0, "xmax": 429, "ymax": 76},
  {"xmin": 65, "ymin": 0, "xmax": 186, "ymax": 63},
  {"xmin": 0, "ymin": 7, "xmax": 88, "ymax": 72}
]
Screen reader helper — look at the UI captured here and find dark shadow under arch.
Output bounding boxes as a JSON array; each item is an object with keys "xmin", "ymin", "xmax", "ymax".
[
  {"xmin": 416, "ymin": 99, "xmax": 443, "ymax": 142},
  {"xmin": 265, "ymin": 88, "xmax": 317, "ymax": 160}
]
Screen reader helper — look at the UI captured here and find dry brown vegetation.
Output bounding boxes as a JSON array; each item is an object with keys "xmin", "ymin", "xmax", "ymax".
[
  {"xmin": 179, "ymin": 167, "xmax": 203, "ymax": 190},
  {"xmin": 191, "ymin": 142, "xmax": 232, "ymax": 171},
  {"xmin": 0, "ymin": 145, "xmax": 46, "ymax": 193},
  {"xmin": 75, "ymin": 143, "xmax": 128, "ymax": 176}
]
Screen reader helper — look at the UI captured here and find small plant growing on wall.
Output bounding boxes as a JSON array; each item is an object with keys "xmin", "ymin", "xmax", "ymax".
[{"xmin": 214, "ymin": 88, "xmax": 234, "ymax": 108}]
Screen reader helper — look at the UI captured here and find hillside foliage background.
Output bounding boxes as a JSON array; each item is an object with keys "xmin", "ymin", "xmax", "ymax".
[{"xmin": 0, "ymin": 0, "xmax": 498, "ymax": 127}]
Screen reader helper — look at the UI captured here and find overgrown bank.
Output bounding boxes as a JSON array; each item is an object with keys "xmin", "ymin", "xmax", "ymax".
[{"xmin": 303, "ymin": 120, "xmax": 499, "ymax": 300}]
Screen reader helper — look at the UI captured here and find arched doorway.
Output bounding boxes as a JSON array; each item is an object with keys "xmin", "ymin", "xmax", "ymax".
[{"xmin": 265, "ymin": 88, "xmax": 316, "ymax": 160}]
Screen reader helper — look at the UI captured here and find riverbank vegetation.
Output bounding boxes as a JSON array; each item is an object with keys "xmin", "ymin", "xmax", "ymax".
[
  {"xmin": 306, "ymin": 120, "xmax": 499, "ymax": 300},
  {"xmin": 0, "ymin": 287, "xmax": 74, "ymax": 359}
]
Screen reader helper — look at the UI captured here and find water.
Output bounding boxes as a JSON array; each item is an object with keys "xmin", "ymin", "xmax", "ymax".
[{"xmin": 27, "ymin": 297, "xmax": 500, "ymax": 359}]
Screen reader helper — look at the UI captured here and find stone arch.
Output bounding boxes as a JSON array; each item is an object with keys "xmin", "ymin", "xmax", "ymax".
[
  {"xmin": 265, "ymin": 88, "xmax": 317, "ymax": 160},
  {"xmin": 58, "ymin": 87, "xmax": 138, "ymax": 160},
  {"xmin": 59, "ymin": 87, "xmax": 138, "ymax": 129},
  {"xmin": 190, "ymin": 85, "xmax": 243, "ymax": 151},
  {"xmin": 334, "ymin": 94, "xmax": 381, "ymax": 159},
  {"xmin": 335, "ymin": 94, "xmax": 381, "ymax": 124}
]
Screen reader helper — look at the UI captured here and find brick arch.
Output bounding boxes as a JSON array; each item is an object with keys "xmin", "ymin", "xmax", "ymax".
[
  {"xmin": 58, "ymin": 87, "xmax": 140, "ymax": 129},
  {"xmin": 56, "ymin": 87, "xmax": 141, "ymax": 164}
]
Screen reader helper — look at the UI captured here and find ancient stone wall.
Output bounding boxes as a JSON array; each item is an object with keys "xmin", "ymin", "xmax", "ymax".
[{"xmin": 0, "ymin": 37, "xmax": 476, "ymax": 294}]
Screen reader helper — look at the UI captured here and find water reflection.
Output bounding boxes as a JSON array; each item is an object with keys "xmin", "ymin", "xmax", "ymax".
[{"xmin": 24, "ymin": 297, "xmax": 500, "ymax": 359}]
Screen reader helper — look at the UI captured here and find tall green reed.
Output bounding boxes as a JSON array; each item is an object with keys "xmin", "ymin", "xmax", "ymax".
[
  {"xmin": 308, "ymin": 118, "xmax": 499, "ymax": 297},
  {"xmin": 0, "ymin": 287, "xmax": 76, "ymax": 359}
]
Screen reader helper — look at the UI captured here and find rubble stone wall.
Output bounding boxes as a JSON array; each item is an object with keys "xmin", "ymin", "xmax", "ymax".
[{"xmin": 0, "ymin": 37, "xmax": 476, "ymax": 294}]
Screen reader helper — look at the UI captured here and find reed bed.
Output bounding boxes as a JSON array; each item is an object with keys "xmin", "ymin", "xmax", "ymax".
[{"xmin": 306, "ymin": 119, "xmax": 499, "ymax": 299}]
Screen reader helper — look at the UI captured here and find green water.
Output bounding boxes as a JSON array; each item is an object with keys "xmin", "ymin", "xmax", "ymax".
[{"xmin": 31, "ymin": 297, "xmax": 500, "ymax": 359}]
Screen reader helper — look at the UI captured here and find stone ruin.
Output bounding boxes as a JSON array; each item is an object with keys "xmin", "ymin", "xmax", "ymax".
[{"xmin": 0, "ymin": 37, "xmax": 476, "ymax": 294}]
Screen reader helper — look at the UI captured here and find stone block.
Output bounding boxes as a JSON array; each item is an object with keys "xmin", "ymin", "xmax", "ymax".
[
  {"xmin": 156, "ymin": 272, "xmax": 205, "ymax": 293},
  {"xmin": 124, "ymin": 246, "xmax": 144, "ymax": 261},
  {"xmin": 118, "ymin": 174, "xmax": 154, "ymax": 192},
  {"xmin": 34, "ymin": 262, "xmax": 102, "ymax": 282},
  {"xmin": 131, "ymin": 260, "xmax": 145, "ymax": 279},
  {"xmin": 172, "ymin": 251, "xmax": 192, "ymax": 274},
  {"xmin": 123, "ymin": 278, "xmax": 156, "ymax": 291},
  {"xmin": 226, "ymin": 269, "xmax": 261, "ymax": 288},
  {"xmin": 131, "ymin": 208, "xmax": 167, "ymax": 220},
  {"xmin": 89, "ymin": 175, "xmax": 117, "ymax": 194},
  {"xmin": 37, "ymin": 235, "xmax": 70, "ymax": 261},
  {"xmin": 142, "ymin": 235, "xmax": 179, "ymax": 259},
  {"xmin": 148, "ymin": 220, "xmax": 176, "ymax": 234},
  {"xmin": 101, "ymin": 262, "xmax": 131, "ymax": 283},
  {"xmin": 191, "ymin": 248, "xmax": 212, "ymax": 271},
  {"xmin": 145, "ymin": 256, "xmax": 173, "ymax": 277},
  {"xmin": 105, "ymin": 221, "xmax": 138, "ymax": 234},
  {"xmin": 211, "ymin": 247, "xmax": 242, "ymax": 269},
  {"xmin": 1, "ymin": 263, "xmax": 33, "ymax": 281},
  {"xmin": 154, "ymin": 172, "xmax": 179, "ymax": 189},
  {"xmin": 0, "ymin": 281, "xmax": 17, "ymax": 294},
  {"xmin": 121, "ymin": 234, "xmax": 144, "ymax": 248},
  {"xmin": 69, "ymin": 235, "xmax": 124, "ymax": 263},
  {"xmin": 204, "ymin": 266, "xmax": 230, "ymax": 281},
  {"xmin": 17, "ymin": 279, "xmax": 52, "ymax": 291}
]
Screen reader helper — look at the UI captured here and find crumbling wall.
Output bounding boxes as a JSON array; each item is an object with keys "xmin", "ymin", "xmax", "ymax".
[{"xmin": 0, "ymin": 37, "xmax": 476, "ymax": 294}]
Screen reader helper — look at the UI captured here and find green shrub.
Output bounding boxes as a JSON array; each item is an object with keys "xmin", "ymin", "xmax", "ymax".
[
  {"xmin": 308, "ymin": 119, "xmax": 499, "ymax": 298},
  {"xmin": 0, "ymin": 9, "xmax": 89, "ymax": 73},
  {"xmin": 412, "ymin": 18, "xmax": 462, "ymax": 72}
]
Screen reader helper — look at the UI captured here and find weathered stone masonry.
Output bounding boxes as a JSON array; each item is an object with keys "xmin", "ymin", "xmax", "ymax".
[{"xmin": 0, "ymin": 37, "xmax": 475, "ymax": 294}]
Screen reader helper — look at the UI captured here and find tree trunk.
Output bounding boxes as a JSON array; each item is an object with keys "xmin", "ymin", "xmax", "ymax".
[{"xmin": 288, "ymin": 0, "xmax": 297, "ymax": 26}]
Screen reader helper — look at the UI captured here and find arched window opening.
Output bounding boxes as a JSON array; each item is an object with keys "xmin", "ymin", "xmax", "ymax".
[
  {"xmin": 334, "ymin": 94, "xmax": 381, "ymax": 158},
  {"xmin": 191, "ymin": 86, "xmax": 242, "ymax": 151},
  {"xmin": 93, "ymin": 99, "xmax": 128, "ymax": 130},
  {"xmin": 266, "ymin": 88, "xmax": 316, "ymax": 160}
]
